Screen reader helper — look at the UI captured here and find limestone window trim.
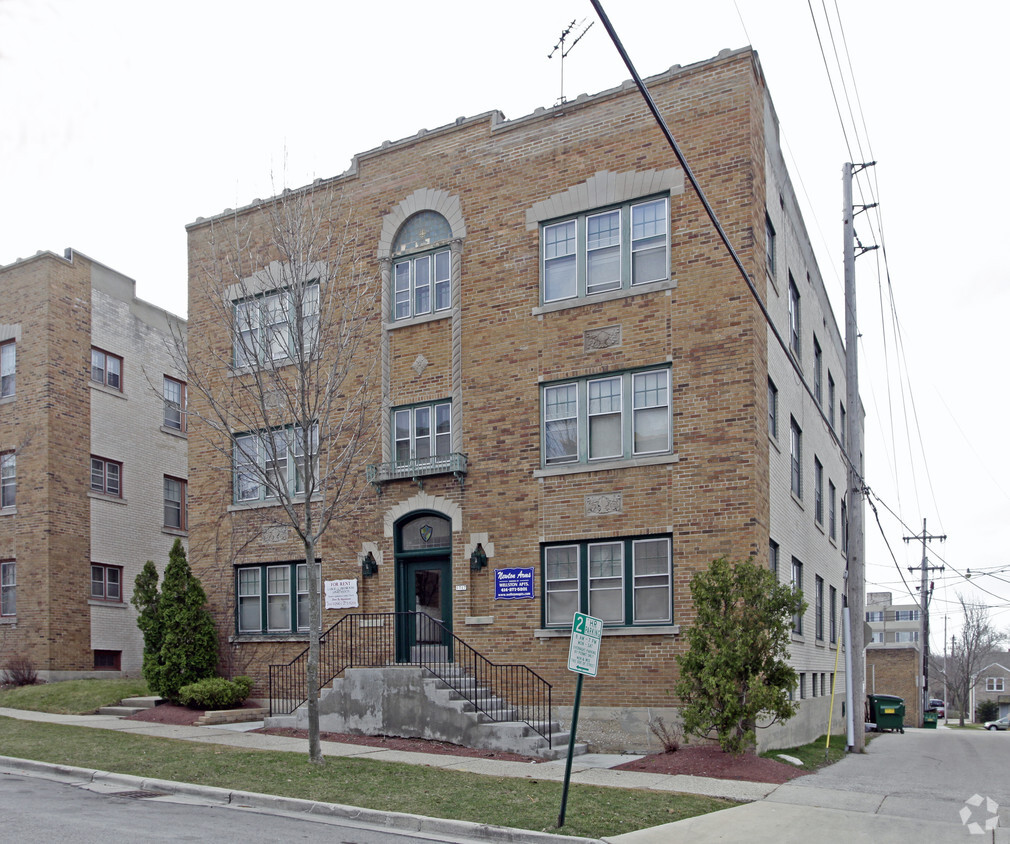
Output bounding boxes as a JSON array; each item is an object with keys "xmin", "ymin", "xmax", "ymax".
[{"xmin": 88, "ymin": 490, "xmax": 128, "ymax": 506}]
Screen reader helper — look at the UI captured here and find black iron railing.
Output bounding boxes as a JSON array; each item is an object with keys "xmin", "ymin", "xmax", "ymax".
[{"xmin": 268, "ymin": 611, "xmax": 553, "ymax": 747}]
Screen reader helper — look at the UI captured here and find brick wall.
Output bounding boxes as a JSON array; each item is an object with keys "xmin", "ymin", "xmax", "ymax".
[{"xmin": 867, "ymin": 646, "xmax": 921, "ymax": 726}]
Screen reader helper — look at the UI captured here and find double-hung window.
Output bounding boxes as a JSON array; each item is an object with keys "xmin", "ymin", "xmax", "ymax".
[
  {"xmin": 233, "ymin": 283, "xmax": 320, "ymax": 367},
  {"xmin": 788, "ymin": 276, "xmax": 800, "ymax": 357},
  {"xmin": 814, "ymin": 457, "xmax": 823, "ymax": 525},
  {"xmin": 829, "ymin": 586, "xmax": 837, "ymax": 643},
  {"xmin": 163, "ymin": 376, "xmax": 186, "ymax": 431},
  {"xmin": 768, "ymin": 379, "xmax": 778, "ymax": 438},
  {"xmin": 815, "ymin": 575, "xmax": 824, "ymax": 640},
  {"xmin": 987, "ymin": 677, "xmax": 1005, "ymax": 692},
  {"xmin": 393, "ymin": 249, "xmax": 451, "ymax": 320},
  {"xmin": 0, "ymin": 340, "xmax": 14, "ymax": 397},
  {"xmin": 91, "ymin": 456, "xmax": 122, "ymax": 497},
  {"xmin": 791, "ymin": 558, "xmax": 803, "ymax": 635},
  {"xmin": 828, "ymin": 480, "xmax": 837, "ymax": 540},
  {"xmin": 543, "ymin": 536, "xmax": 672, "ymax": 628},
  {"xmin": 790, "ymin": 418, "xmax": 802, "ymax": 498},
  {"xmin": 813, "ymin": 336, "xmax": 822, "ymax": 404},
  {"xmin": 828, "ymin": 374, "xmax": 836, "ymax": 427},
  {"xmin": 542, "ymin": 367, "xmax": 671, "ymax": 467},
  {"xmin": 541, "ymin": 197, "xmax": 669, "ymax": 304},
  {"xmin": 0, "ymin": 561, "xmax": 14, "ymax": 616},
  {"xmin": 0, "ymin": 452, "xmax": 14, "ymax": 508},
  {"xmin": 237, "ymin": 562, "xmax": 310, "ymax": 634},
  {"xmin": 91, "ymin": 564, "xmax": 122, "ymax": 601},
  {"xmin": 765, "ymin": 214, "xmax": 776, "ymax": 277},
  {"xmin": 91, "ymin": 348, "xmax": 122, "ymax": 390},
  {"xmin": 164, "ymin": 476, "xmax": 187, "ymax": 530},
  {"xmin": 393, "ymin": 401, "xmax": 451, "ymax": 468},
  {"xmin": 233, "ymin": 423, "xmax": 318, "ymax": 503}
]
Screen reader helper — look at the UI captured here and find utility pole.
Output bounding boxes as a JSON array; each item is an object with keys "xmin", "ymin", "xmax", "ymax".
[
  {"xmin": 843, "ymin": 162, "xmax": 874, "ymax": 752},
  {"xmin": 904, "ymin": 518, "xmax": 945, "ymax": 723}
]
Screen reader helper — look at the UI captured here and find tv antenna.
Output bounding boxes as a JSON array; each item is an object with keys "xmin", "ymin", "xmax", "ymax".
[{"xmin": 548, "ymin": 18, "xmax": 594, "ymax": 105}]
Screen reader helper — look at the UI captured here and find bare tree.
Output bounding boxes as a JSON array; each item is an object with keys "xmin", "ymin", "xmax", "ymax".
[
  {"xmin": 945, "ymin": 595, "xmax": 1005, "ymax": 726},
  {"xmin": 178, "ymin": 185, "xmax": 377, "ymax": 763}
]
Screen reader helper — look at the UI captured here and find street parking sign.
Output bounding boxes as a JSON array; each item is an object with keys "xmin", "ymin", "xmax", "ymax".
[{"xmin": 567, "ymin": 612, "xmax": 602, "ymax": 677}]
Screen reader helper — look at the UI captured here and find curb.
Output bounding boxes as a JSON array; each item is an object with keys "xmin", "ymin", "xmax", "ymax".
[{"xmin": 0, "ymin": 755, "xmax": 600, "ymax": 844}]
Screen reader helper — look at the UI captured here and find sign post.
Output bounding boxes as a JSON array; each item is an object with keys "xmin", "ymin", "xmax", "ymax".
[{"xmin": 557, "ymin": 612, "xmax": 602, "ymax": 828}]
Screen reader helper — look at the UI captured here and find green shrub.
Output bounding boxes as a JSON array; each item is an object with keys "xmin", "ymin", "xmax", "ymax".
[{"xmin": 177, "ymin": 676, "xmax": 254, "ymax": 710}]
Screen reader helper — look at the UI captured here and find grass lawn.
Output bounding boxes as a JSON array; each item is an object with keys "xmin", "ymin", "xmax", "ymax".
[
  {"xmin": 0, "ymin": 678, "xmax": 149, "ymax": 714},
  {"xmin": 0, "ymin": 682, "xmax": 734, "ymax": 839},
  {"xmin": 760, "ymin": 734, "xmax": 847, "ymax": 769}
]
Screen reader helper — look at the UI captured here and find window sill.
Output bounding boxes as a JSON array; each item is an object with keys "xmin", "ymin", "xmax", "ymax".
[
  {"xmin": 89, "ymin": 491, "xmax": 127, "ymax": 505},
  {"xmin": 534, "ymin": 624, "xmax": 678, "ymax": 639},
  {"xmin": 534, "ymin": 452, "xmax": 678, "ymax": 478},
  {"xmin": 228, "ymin": 493, "xmax": 322, "ymax": 513},
  {"xmin": 160, "ymin": 425, "xmax": 187, "ymax": 439},
  {"xmin": 230, "ymin": 633, "xmax": 310, "ymax": 644},
  {"xmin": 0, "ymin": 616, "xmax": 15, "ymax": 625},
  {"xmin": 162, "ymin": 527, "xmax": 188, "ymax": 538},
  {"xmin": 0, "ymin": 395, "xmax": 13, "ymax": 406},
  {"xmin": 768, "ymin": 434, "xmax": 780, "ymax": 453},
  {"xmin": 89, "ymin": 381, "xmax": 126, "ymax": 399},
  {"xmin": 383, "ymin": 310, "xmax": 452, "ymax": 331},
  {"xmin": 88, "ymin": 599, "xmax": 127, "ymax": 609},
  {"xmin": 532, "ymin": 278, "xmax": 676, "ymax": 316},
  {"xmin": 791, "ymin": 491, "xmax": 804, "ymax": 510},
  {"xmin": 0, "ymin": 507, "xmax": 16, "ymax": 517}
]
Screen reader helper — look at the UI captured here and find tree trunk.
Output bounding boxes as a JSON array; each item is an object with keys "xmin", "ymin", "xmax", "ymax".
[{"xmin": 306, "ymin": 529, "xmax": 322, "ymax": 764}]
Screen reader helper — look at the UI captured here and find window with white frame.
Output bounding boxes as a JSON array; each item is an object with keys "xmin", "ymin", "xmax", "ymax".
[
  {"xmin": 90, "ymin": 347, "xmax": 122, "ymax": 390},
  {"xmin": 393, "ymin": 401, "xmax": 451, "ymax": 467},
  {"xmin": 790, "ymin": 417, "xmax": 802, "ymax": 498},
  {"xmin": 233, "ymin": 423, "xmax": 318, "ymax": 503},
  {"xmin": 542, "ymin": 367, "xmax": 671, "ymax": 467},
  {"xmin": 830, "ymin": 585, "xmax": 837, "ymax": 643},
  {"xmin": 233, "ymin": 283, "xmax": 319, "ymax": 367},
  {"xmin": 769, "ymin": 539, "xmax": 779, "ymax": 578},
  {"xmin": 870, "ymin": 631, "xmax": 884, "ymax": 644},
  {"xmin": 0, "ymin": 561, "xmax": 14, "ymax": 616},
  {"xmin": 541, "ymin": 196, "xmax": 669, "ymax": 304},
  {"xmin": 0, "ymin": 452, "xmax": 14, "ymax": 508},
  {"xmin": 893, "ymin": 609, "xmax": 920, "ymax": 622},
  {"xmin": 163, "ymin": 376, "xmax": 186, "ymax": 431},
  {"xmin": 237, "ymin": 562, "xmax": 310, "ymax": 634},
  {"xmin": 894, "ymin": 631, "xmax": 919, "ymax": 643},
  {"xmin": 394, "ymin": 249, "xmax": 451, "ymax": 320},
  {"xmin": 987, "ymin": 677, "xmax": 1005, "ymax": 692},
  {"xmin": 768, "ymin": 378, "xmax": 778, "ymax": 438},
  {"xmin": 791, "ymin": 558, "xmax": 803, "ymax": 634},
  {"xmin": 814, "ymin": 457, "xmax": 823, "ymax": 525},
  {"xmin": 866, "ymin": 611, "xmax": 884, "ymax": 622},
  {"xmin": 164, "ymin": 476, "xmax": 187, "ymax": 530},
  {"xmin": 543, "ymin": 536, "xmax": 672, "ymax": 628},
  {"xmin": 90, "ymin": 456, "xmax": 122, "ymax": 497},
  {"xmin": 813, "ymin": 336, "xmax": 822, "ymax": 405},
  {"xmin": 815, "ymin": 575, "xmax": 824, "ymax": 640},
  {"xmin": 765, "ymin": 214, "xmax": 776, "ymax": 277},
  {"xmin": 90, "ymin": 564, "xmax": 122, "ymax": 602},
  {"xmin": 0, "ymin": 340, "xmax": 14, "ymax": 398},
  {"xmin": 829, "ymin": 480, "xmax": 837, "ymax": 540},
  {"xmin": 828, "ymin": 373, "xmax": 836, "ymax": 428},
  {"xmin": 788, "ymin": 275, "xmax": 801, "ymax": 357}
]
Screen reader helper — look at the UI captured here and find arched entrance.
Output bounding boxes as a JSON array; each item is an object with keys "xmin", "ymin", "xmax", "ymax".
[{"xmin": 394, "ymin": 512, "xmax": 452, "ymax": 662}]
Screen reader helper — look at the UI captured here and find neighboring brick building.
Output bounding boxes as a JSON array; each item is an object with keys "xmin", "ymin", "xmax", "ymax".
[
  {"xmin": 0, "ymin": 249, "xmax": 187, "ymax": 679},
  {"xmin": 186, "ymin": 47, "xmax": 857, "ymax": 751},
  {"xmin": 866, "ymin": 646, "xmax": 922, "ymax": 727},
  {"xmin": 865, "ymin": 591, "xmax": 922, "ymax": 648}
]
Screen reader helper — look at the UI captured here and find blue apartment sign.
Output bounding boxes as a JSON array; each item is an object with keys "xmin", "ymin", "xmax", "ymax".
[{"xmin": 494, "ymin": 567, "xmax": 535, "ymax": 600}]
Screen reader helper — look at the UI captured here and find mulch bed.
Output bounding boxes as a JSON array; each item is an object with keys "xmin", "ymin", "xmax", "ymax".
[{"xmin": 125, "ymin": 704, "xmax": 808, "ymax": 782}]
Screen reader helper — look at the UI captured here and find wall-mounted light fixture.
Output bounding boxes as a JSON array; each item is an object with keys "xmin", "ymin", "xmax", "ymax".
[
  {"xmin": 470, "ymin": 543, "xmax": 487, "ymax": 573},
  {"xmin": 361, "ymin": 551, "xmax": 379, "ymax": 579}
]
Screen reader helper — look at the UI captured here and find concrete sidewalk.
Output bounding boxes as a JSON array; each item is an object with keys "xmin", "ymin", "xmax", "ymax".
[{"xmin": 2, "ymin": 708, "xmax": 1004, "ymax": 842}]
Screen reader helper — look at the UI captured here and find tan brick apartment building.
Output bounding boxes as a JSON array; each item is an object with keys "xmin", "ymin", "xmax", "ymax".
[
  {"xmin": 186, "ymin": 47, "xmax": 857, "ymax": 751},
  {"xmin": 0, "ymin": 250, "xmax": 187, "ymax": 679}
]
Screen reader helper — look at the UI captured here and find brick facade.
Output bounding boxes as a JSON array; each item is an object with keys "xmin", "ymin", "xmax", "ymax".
[
  {"xmin": 866, "ymin": 646, "xmax": 922, "ymax": 726},
  {"xmin": 186, "ymin": 48, "xmax": 857, "ymax": 751},
  {"xmin": 0, "ymin": 249, "xmax": 187, "ymax": 679}
]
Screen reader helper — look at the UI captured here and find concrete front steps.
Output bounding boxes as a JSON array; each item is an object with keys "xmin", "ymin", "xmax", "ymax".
[
  {"xmin": 265, "ymin": 666, "xmax": 587, "ymax": 761},
  {"xmin": 97, "ymin": 695, "xmax": 163, "ymax": 717}
]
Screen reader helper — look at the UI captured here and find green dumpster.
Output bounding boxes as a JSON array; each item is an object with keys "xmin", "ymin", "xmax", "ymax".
[
  {"xmin": 923, "ymin": 710, "xmax": 938, "ymax": 728},
  {"xmin": 868, "ymin": 694, "xmax": 905, "ymax": 733}
]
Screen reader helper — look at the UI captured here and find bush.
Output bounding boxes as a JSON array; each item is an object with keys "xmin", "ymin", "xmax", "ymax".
[
  {"xmin": 976, "ymin": 699, "xmax": 999, "ymax": 722},
  {"xmin": 1, "ymin": 655, "xmax": 39, "ymax": 687},
  {"xmin": 648, "ymin": 716, "xmax": 682, "ymax": 753},
  {"xmin": 177, "ymin": 676, "xmax": 253, "ymax": 710}
]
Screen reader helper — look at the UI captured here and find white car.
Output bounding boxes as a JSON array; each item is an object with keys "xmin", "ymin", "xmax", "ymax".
[{"xmin": 984, "ymin": 716, "xmax": 1009, "ymax": 731}]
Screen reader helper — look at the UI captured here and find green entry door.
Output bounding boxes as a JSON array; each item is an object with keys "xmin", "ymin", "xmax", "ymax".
[{"xmin": 398, "ymin": 557, "xmax": 452, "ymax": 662}]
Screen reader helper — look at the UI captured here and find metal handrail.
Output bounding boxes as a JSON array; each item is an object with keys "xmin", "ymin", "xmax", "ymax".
[{"xmin": 268, "ymin": 611, "xmax": 553, "ymax": 747}]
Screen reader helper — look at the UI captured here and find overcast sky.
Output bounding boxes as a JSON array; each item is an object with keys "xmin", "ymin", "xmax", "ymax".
[{"xmin": 3, "ymin": 0, "xmax": 1008, "ymax": 653}]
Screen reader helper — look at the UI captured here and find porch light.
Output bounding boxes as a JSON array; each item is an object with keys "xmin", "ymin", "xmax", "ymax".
[
  {"xmin": 361, "ymin": 551, "xmax": 378, "ymax": 579},
  {"xmin": 470, "ymin": 543, "xmax": 487, "ymax": 573}
]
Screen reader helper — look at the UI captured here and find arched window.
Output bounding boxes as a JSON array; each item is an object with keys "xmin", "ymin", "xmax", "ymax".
[{"xmin": 391, "ymin": 212, "xmax": 453, "ymax": 321}]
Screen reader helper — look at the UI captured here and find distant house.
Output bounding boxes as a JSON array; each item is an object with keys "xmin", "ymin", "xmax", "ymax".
[{"xmin": 972, "ymin": 661, "xmax": 1010, "ymax": 720}]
